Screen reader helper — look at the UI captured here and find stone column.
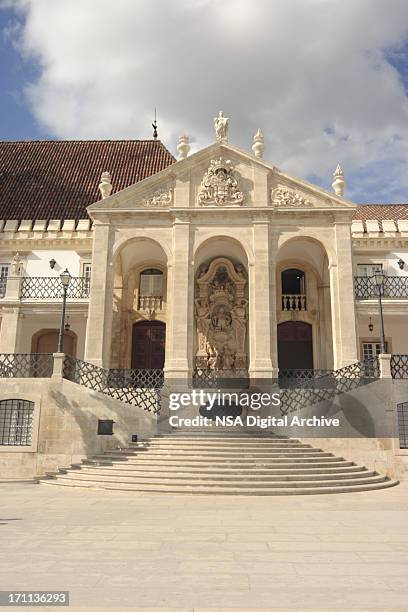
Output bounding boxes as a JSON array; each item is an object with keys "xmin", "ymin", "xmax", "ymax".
[
  {"xmin": 84, "ymin": 222, "xmax": 115, "ymax": 367},
  {"xmin": 248, "ymin": 219, "xmax": 277, "ymax": 379},
  {"xmin": 164, "ymin": 214, "xmax": 193, "ymax": 381},
  {"xmin": 0, "ymin": 274, "xmax": 23, "ymax": 353},
  {"xmin": 330, "ymin": 219, "xmax": 358, "ymax": 368}
]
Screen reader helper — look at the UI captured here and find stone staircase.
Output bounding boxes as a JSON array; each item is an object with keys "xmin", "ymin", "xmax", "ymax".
[{"xmin": 39, "ymin": 430, "xmax": 399, "ymax": 495}]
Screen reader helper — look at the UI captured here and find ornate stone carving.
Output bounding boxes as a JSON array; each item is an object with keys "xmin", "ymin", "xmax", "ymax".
[
  {"xmin": 11, "ymin": 252, "xmax": 22, "ymax": 276},
  {"xmin": 271, "ymin": 185, "xmax": 311, "ymax": 208},
  {"xmin": 198, "ymin": 158, "xmax": 244, "ymax": 207},
  {"xmin": 195, "ymin": 258, "xmax": 248, "ymax": 371},
  {"xmin": 142, "ymin": 188, "xmax": 173, "ymax": 207},
  {"xmin": 98, "ymin": 171, "xmax": 112, "ymax": 199},
  {"xmin": 214, "ymin": 110, "xmax": 229, "ymax": 142}
]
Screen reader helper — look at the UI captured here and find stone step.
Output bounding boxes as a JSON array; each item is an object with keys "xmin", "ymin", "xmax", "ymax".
[
  {"xmin": 91, "ymin": 449, "xmax": 332, "ymax": 460},
  {"xmin": 73, "ymin": 463, "xmax": 363, "ymax": 475},
  {"xmin": 71, "ymin": 468, "xmax": 376, "ymax": 482},
  {"xmin": 41, "ymin": 477, "xmax": 399, "ymax": 495},
  {"xmin": 84, "ymin": 456, "xmax": 348, "ymax": 466},
  {"xmin": 129, "ymin": 443, "xmax": 310, "ymax": 451}
]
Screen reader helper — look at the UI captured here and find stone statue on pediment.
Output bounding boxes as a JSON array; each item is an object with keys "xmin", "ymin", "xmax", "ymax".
[{"xmin": 214, "ymin": 111, "xmax": 229, "ymax": 142}]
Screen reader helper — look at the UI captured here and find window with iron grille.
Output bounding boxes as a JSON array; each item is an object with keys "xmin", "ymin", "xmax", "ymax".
[
  {"xmin": 0, "ymin": 264, "xmax": 10, "ymax": 297},
  {"xmin": 0, "ymin": 399, "xmax": 34, "ymax": 445},
  {"xmin": 397, "ymin": 402, "xmax": 408, "ymax": 449}
]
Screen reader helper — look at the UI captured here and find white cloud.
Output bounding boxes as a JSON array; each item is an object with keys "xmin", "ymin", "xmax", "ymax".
[{"xmin": 4, "ymin": 0, "xmax": 408, "ymax": 200}]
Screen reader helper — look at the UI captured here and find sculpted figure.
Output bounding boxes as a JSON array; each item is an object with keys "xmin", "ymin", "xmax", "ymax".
[{"xmin": 214, "ymin": 111, "xmax": 229, "ymax": 142}]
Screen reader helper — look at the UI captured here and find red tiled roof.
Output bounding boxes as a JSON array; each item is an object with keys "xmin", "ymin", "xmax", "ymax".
[
  {"xmin": 353, "ymin": 204, "xmax": 408, "ymax": 221},
  {"xmin": 0, "ymin": 140, "xmax": 175, "ymax": 221}
]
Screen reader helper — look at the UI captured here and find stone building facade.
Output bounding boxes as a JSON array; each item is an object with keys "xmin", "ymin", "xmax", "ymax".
[{"xmin": 0, "ymin": 121, "xmax": 407, "ymax": 382}]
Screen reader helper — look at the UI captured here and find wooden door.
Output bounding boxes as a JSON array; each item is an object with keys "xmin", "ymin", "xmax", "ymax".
[
  {"xmin": 277, "ymin": 321, "xmax": 313, "ymax": 370},
  {"xmin": 36, "ymin": 330, "xmax": 75, "ymax": 356},
  {"xmin": 131, "ymin": 321, "xmax": 166, "ymax": 369}
]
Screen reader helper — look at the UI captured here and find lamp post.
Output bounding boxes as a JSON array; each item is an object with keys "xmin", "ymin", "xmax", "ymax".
[
  {"xmin": 373, "ymin": 271, "xmax": 387, "ymax": 354},
  {"xmin": 57, "ymin": 268, "xmax": 71, "ymax": 353}
]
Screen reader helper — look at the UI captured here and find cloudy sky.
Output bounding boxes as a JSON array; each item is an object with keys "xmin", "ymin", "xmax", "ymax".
[{"xmin": 1, "ymin": 0, "xmax": 408, "ymax": 202}]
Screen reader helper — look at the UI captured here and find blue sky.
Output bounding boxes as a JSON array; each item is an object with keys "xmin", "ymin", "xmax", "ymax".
[{"xmin": 1, "ymin": 0, "xmax": 408, "ymax": 203}]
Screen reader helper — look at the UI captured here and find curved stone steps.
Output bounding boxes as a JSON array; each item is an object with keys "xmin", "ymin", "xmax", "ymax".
[{"xmin": 39, "ymin": 431, "xmax": 399, "ymax": 495}]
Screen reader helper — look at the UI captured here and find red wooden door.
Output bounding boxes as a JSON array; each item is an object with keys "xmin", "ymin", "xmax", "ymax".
[
  {"xmin": 131, "ymin": 321, "xmax": 166, "ymax": 369},
  {"xmin": 277, "ymin": 321, "xmax": 313, "ymax": 370}
]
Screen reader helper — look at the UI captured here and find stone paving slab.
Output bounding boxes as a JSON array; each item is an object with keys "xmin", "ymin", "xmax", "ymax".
[{"xmin": 1, "ymin": 482, "xmax": 408, "ymax": 609}]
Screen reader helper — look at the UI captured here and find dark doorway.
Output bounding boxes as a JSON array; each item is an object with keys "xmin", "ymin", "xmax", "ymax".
[
  {"xmin": 277, "ymin": 321, "xmax": 313, "ymax": 370},
  {"xmin": 281, "ymin": 269, "xmax": 305, "ymax": 295},
  {"xmin": 131, "ymin": 321, "xmax": 166, "ymax": 369}
]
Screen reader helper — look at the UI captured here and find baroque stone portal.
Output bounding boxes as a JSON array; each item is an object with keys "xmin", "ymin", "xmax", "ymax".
[{"xmin": 195, "ymin": 258, "xmax": 248, "ymax": 371}]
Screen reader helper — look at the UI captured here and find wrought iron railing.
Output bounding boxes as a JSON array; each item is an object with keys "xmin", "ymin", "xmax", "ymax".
[
  {"xmin": 0, "ymin": 353, "xmax": 54, "ymax": 378},
  {"xmin": 193, "ymin": 367, "xmax": 250, "ymax": 389},
  {"xmin": 281, "ymin": 294, "xmax": 307, "ymax": 311},
  {"xmin": 279, "ymin": 358, "xmax": 380, "ymax": 415},
  {"xmin": 354, "ymin": 276, "xmax": 408, "ymax": 299},
  {"xmin": 63, "ymin": 356, "xmax": 162, "ymax": 414},
  {"xmin": 278, "ymin": 369, "xmax": 332, "ymax": 388},
  {"xmin": 391, "ymin": 354, "xmax": 408, "ymax": 379},
  {"xmin": 20, "ymin": 277, "xmax": 90, "ymax": 299}
]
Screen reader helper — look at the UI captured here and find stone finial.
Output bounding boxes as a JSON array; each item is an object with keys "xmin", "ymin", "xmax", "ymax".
[
  {"xmin": 332, "ymin": 164, "xmax": 345, "ymax": 196},
  {"xmin": 252, "ymin": 129, "xmax": 265, "ymax": 158},
  {"xmin": 98, "ymin": 171, "xmax": 113, "ymax": 199},
  {"xmin": 214, "ymin": 110, "xmax": 229, "ymax": 143},
  {"xmin": 177, "ymin": 135, "xmax": 191, "ymax": 160}
]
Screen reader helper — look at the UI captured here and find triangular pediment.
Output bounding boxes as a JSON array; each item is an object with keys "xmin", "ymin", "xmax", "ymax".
[{"xmin": 87, "ymin": 141, "xmax": 356, "ymax": 218}]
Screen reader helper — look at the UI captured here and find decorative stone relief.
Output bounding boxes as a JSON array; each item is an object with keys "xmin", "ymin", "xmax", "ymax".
[
  {"xmin": 271, "ymin": 185, "xmax": 311, "ymax": 208},
  {"xmin": 142, "ymin": 188, "xmax": 173, "ymax": 207},
  {"xmin": 195, "ymin": 258, "xmax": 248, "ymax": 371},
  {"xmin": 198, "ymin": 158, "xmax": 244, "ymax": 207}
]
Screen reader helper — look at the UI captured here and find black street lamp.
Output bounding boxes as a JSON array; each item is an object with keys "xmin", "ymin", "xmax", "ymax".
[
  {"xmin": 57, "ymin": 268, "xmax": 71, "ymax": 353},
  {"xmin": 373, "ymin": 271, "xmax": 387, "ymax": 354}
]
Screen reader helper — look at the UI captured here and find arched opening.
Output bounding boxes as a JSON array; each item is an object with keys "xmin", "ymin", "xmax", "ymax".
[
  {"xmin": 278, "ymin": 321, "xmax": 313, "ymax": 370},
  {"xmin": 131, "ymin": 321, "xmax": 166, "ymax": 369},
  {"xmin": 31, "ymin": 329, "xmax": 77, "ymax": 356},
  {"xmin": 281, "ymin": 268, "xmax": 305, "ymax": 295}
]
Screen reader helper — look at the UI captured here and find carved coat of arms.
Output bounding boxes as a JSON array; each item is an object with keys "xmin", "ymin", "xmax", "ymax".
[{"xmin": 198, "ymin": 158, "xmax": 244, "ymax": 207}]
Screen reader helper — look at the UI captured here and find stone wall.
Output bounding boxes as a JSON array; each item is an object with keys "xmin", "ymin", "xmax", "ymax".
[{"xmin": 0, "ymin": 378, "xmax": 157, "ymax": 480}]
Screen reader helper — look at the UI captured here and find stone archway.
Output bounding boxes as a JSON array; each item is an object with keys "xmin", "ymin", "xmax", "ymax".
[
  {"xmin": 31, "ymin": 328, "xmax": 77, "ymax": 356},
  {"xmin": 194, "ymin": 257, "xmax": 248, "ymax": 372}
]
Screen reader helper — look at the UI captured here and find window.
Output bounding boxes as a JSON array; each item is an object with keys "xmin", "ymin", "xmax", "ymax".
[
  {"xmin": 362, "ymin": 341, "xmax": 388, "ymax": 361},
  {"xmin": 0, "ymin": 399, "xmax": 34, "ymax": 446},
  {"xmin": 139, "ymin": 269, "xmax": 163, "ymax": 296},
  {"xmin": 357, "ymin": 263, "xmax": 383, "ymax": 277},
  {"xmin": 397, "ymin": 402, "xmax": 408, "ymax": 449},
  {"xmin": 82, "ymin": 263, "xmax": 92, "ymax": 297},
  {"xmin": 281, "ymin": 269, "xmax": 305, "ymax": 295},
  {"xmin": 0, "ymin": 264, "xmax": 10, "ymax": 297}
]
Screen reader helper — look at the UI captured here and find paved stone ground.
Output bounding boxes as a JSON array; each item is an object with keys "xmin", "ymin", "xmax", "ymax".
[{"xmin": 1, "ymin": 482, "xmax": 408, "ymax": 611}]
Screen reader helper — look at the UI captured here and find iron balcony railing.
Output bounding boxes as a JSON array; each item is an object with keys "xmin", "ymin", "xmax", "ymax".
[
  {"xmin": 0, "ymin": 353, "xmax": 54, "ymax": 378},
  {"xmin": 20, "ymin": 277, "xmax": 91, "ymax": 300},
  {"xmin": 354, "ymin": 276, "xmax": 408, "ymax": 299},
  {"xmin": 391, "ymin": 354, "xmax": 408, "ymax": 379}
]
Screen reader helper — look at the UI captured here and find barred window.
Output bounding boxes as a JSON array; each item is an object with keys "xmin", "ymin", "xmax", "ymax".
[
  {"xmin": 0, "ymin": 264, "xmax": 10, "ymax": 297},
  {"xmin": 0, "ymin": 399, "xmax": 34, "ymax": 446},
  {"xmin": 397, "ymin": 402, "xmax": 408, "ymax": 449},
  {"xmin": 357, "ymin": 263, "xmax": 383, "ymax": 277}
]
